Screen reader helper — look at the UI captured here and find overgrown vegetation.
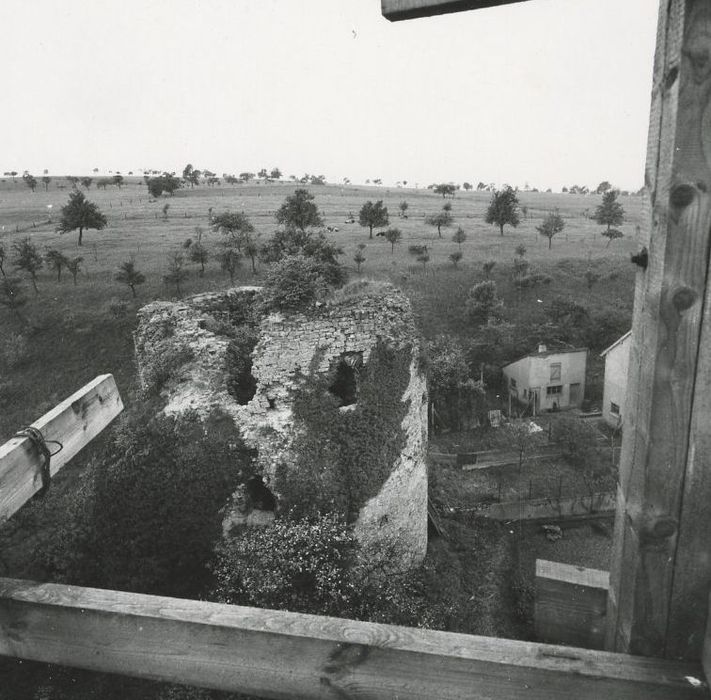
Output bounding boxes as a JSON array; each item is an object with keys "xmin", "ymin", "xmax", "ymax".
[{"xmin": 275, "ymin": 340, "xmax": 411, "ymax": 520}]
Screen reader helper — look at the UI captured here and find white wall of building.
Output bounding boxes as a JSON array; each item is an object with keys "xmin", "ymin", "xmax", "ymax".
[{"xmin": 602, "ymin": 333, "xmax": 631, "ymax": 428}]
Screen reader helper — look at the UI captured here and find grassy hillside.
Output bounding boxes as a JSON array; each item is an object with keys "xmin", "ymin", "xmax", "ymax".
[{"xmin": 0, "ymin": 178, "xmax": 642, "ymax": 439}]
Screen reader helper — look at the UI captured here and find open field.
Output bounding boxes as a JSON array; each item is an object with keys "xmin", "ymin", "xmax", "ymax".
[{"xmin": 0, "ymin": 178, "xmax": 642, "ymax": 437}]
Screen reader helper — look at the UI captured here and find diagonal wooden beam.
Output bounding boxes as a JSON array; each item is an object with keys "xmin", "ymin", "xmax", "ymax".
[
  {"xmin": 0, "ymin": 577, "xmax": 707, "ymax": 699},
  {"xmin": 0, "ymin": 374, "xmax": 123, "ymax": 521},
  {"xmin": 381, "ymin": 0, "xmax": 530, "ymax": 22}
]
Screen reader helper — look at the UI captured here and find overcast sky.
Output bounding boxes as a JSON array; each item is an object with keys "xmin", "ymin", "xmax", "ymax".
[{"xmin": 1, "ymin": 0, "xmax": 657, "ymax": 191}]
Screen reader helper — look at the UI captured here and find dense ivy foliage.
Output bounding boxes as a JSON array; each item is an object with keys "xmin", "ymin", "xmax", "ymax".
[
  {"xmin": 275, "ymin": 340, "xmax": 411, "ymax": 520},
  {"xmin": 41, "ymin": 403, "xmax": 254, "ymax": 597}
]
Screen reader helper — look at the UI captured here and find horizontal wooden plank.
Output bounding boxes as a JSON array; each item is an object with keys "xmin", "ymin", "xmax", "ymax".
[
  {"xmin": 0, "ymin": 577, "xmax": 707, "ymax": 699},
  {"xmin": 381, "ymin": 0, "xmax": 530, "ymax": 21},
  {"xmin": 536, "ymin": 560, "xmax": 610, "ymax": 650},
  {"xmin": 0, "ymin": 375, "xmax": 123, "ymax": 520}
]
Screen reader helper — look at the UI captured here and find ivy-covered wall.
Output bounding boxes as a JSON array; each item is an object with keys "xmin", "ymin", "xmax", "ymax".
[{"xmin": 134, "ymin": 283, "xmax": 428, "ymax": 570}]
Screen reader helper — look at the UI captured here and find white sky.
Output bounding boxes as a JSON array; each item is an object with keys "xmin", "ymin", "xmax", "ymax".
[{"xmin": 1, "ymin": 0, "xmax": 657, "ymax": 191}]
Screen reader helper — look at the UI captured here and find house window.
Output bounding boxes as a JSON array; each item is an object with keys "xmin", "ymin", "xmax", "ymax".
[
  {"xmin": 546, "ymin": 385, "xmax": 562, "ymax": 395},
  {"xmin": 610, "ymin": 402, "xmax": 620, "ymax": 415},
  {"xmin": 550, "ymin": 363, "xmax": 561, "ymax": 381},
  {"xmin": 510, "ymin": 377, "xmax": 517, "ymax": 389}
]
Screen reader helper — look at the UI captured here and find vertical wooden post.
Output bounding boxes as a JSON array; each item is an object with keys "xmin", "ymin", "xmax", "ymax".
[{"xmin": 606, "ymin": 0, "xmax": 711, "ymax": 660}]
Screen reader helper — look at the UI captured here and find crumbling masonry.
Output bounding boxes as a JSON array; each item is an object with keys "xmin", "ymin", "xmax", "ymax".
[{"xmin": 134, "ymin": 284, "xmax": 428, "ymax": 569}]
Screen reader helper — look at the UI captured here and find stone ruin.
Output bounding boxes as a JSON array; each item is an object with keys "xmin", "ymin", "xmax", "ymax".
[{"xmin": 134, "ymin": 283, "xmax": 428, "ymax": 570}]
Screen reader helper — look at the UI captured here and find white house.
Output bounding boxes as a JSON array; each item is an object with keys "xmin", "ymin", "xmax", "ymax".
[
  {"xmin": 600, "ymin": 330, "xmax": 631, "ymax": 428},
  {"xmin": 502, "ymin": 344, "xmax": 587, "ymax": 414}
]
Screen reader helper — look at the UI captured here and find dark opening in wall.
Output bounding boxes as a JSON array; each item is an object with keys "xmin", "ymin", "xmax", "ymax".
[
  {"xmin": 225, "ymin": 329, "xmax": 259, "ymax": 405},
  {"xmin": 245, "ymin": 475, "xmax": 276, "ymax": 511},
  {"xmin": 267, "ymin": 397, "xmax": 276, "ymax": 410},
  {"xmin": 329, "ymin": 352, "xmax": 363, "ymax": 406}
]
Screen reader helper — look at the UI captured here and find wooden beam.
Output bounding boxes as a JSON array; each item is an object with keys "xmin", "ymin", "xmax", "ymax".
[
  {"xmin": 535, "ymin": 559, "xmax": 609, "ymax": 650},
  {"xmin": 0, "ymin": 577, "xmax": 707, "ymax": 699},
  {"xmin": 607, "ymin": 0, "xmax": 711, "ymax": 660},
  {"xmin": 0, "ymin": 375, "xmax": 123, "ymax": 521},
  {"xmin": 381, "ymin": 0, "xmax": 529, "ymax": 22}
]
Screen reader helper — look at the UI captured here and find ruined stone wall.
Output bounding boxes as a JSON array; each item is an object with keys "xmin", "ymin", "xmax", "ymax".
[{"xmin": 134, "ymin": 283, "xmax": 428, "ymax": 569}]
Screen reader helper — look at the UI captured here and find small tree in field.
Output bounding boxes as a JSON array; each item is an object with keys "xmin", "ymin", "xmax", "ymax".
[
  {"xmin": 449, "ymin": 250, "xmax": 463, "ymax": 268},
  {"xmin": 163, "ymin": 251, "xmax": 188, "ymax": 296},
  {"xmin": 243, "ymin": 236, "xmax": 259, "ymax": 274},
  {"xmin": 359, "ymin": 200, "xmax": 389, "ymax": 239},
  {"xmin": 23, "ymin": 173, "xmax": 37, "ymax": 192},
  {"xmin": 0, "ymin": 243, "xmax": 7, "ymax": 278},
  {"xmin": 45, "ymin": 249, "xmax": 68, "ymax": 281},
  {"xmin": 162, "ymin": 203, "xmax": 170, "ymax": 220},
  {"xmin": 80, "ymin": 176, "xmax": 92, "ymax": 189},
  {"xmin": 417, "ymin": 251, "xmax": 430, "ymax": 272},
  {"xmin": 66, "ymin": 256, "xmax": 83, "ymax": 285},
  {"xmin": 276, "ymin": 189, "xmax": 323, "ymax": 232},
  {"xmin": 433, "ymin": 183, "xmax": 456, "ymax": 198},
  {"xmin": 42, "ymin": 175, "xmax": 51, "ymax": 192},
  {"xmin": 57, "ymin": 189, "xmax": 107, "ymax": 246},
  {"xmin": 187, "ymin": 240, "xmax": 209, "ymax": 276},
  {"xmin": 383, "ymin": 227, "xmax": 402, "ymax": 253},
  {"xmin": 425, "ymin": 210, "xmax": 452, "ymax": 238},
  {"xmin": 116, "ymin": 259, "xmax": 146, "ymax": 298},
  {"xmin": 452, "ymin": 226, "xmax": 467, "ymax": 249},
  {"xmin": 483, "ymin": 260, "xmax": 496, "ymax": 278},
  {"xmin": 218, "ymin": 243, "xmax": 242, "ymax": 284},
  {"xmin": 485, "ymin": 185, "xmax": 520, "ymax": 235},
  {"xmin": 212, "ymin": 211, "xmax": 254, "ymax": 245},
  {"xmin": 399, "ymin": 201, "xmax": 409, "ymax": 218},
  {"xmin": 536, "ymin": 210, "xmax": 565, "ymax": 249},
  {"xmin": 12, "ymin": 238, "xmax": 43, "ymax": 295},
  {"xmin": 594, "ymin": 190, "xmax": 625, "ymax": 246},
  {"xmin": 466, "ymin": 280, "xmax": 501, "ymax": 323}
]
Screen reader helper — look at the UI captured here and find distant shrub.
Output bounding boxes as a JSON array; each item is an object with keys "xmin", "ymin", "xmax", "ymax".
[
  {"xmin": 258, "ymin": 255, "xmax": 327, "ymax": 313},
  {"xmin": 107, "ymin": 298, "xmax": 129, "ymax": 318},
  {"xmin": 465, "ymin": 280, "xmax": 501, "ymax": 323},
  {"xmin": 408, "ymin": 244, "xmax": 428, "ymax": 256},
  {"xmin": 514, "ymin": 273, "xmax": 552, "ymax": 288}
]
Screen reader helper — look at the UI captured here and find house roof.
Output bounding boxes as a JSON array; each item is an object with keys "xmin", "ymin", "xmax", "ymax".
[
  {"xmin": 503, "ymin": 346, "xmax": 588, "ymax": 371},
  {"xmin": 600, "ymin": 330, "xmax": 632, "ymax": 358}
]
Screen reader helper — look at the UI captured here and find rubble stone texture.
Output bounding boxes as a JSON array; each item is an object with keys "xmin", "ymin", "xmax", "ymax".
[{"xmin": 134, "ymin": 283, "xmax": 428, "ymax": 569}]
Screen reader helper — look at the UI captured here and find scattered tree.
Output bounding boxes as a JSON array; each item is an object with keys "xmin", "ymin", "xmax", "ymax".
[
  {"xmin": 462, "ymin": 182, "xmax": 473, "ymax": 191},
  {"xmin": 276, "ymin": 189, "xmax": 323, "ymax": 232},
  {"xmin": 65, "ymin": 256, "xmax": 83, "ymax": 285},
  {"xmin": 425, "ymin": 209, "xmax": 452, "ymax": 238},
  {"xmin": 466, "ymin": 280, "xmax": 501, "ymax": 323},
  {"xmin": 113, "ymin": 174, "xmax": 124, "ymax": 188},
  {"xmin": 115, "ymin": 258, "xmax": 146, "ymax": 297},
  {"xmin": 41, "ymin": 175, "xmax": 51, "ymax": 192},
  {"xmin": 536, "ymin": 209, "xmax": 565, "ymax": 249},
  {"xmin": 585, "ymin": 270, "xmax": 600, "ymax": 289},
  {"xmin": 483, "ymin": 260, "xmax": 496, "ymax": 278},
  {"xmin": 433, "ymin": 183, "xmax": 456, "ymax": 198},
  {"xmin": 212, "ymin": 211, "xmax": 254, "ymax": 242},
  {"xmin": 57, "ymin": 189, "xmax": 107, "ymax": 246},
  {"xmin": 452, "ymin": 226, "xmax": 467, "ymax": 249},
  {"xmin": 22, "ymin": 173, "xmax": 37, "ymax": 192},
  {"xmin": 186, "ymin": 240, "xmax": 207, "ymax": 276},
  {"xmin": 270, "ymin": 167, "xmax": 282, "ymax": 180},
  {"xmin": 218, "ymin": 242, "xmax": 242, "ymax": 284},
  {"xmin": 45, "ymin": 248, "xmax": 68, "ymax": 281},
  {"xmin": 358, "ymin": 200, "xmax": 389, "ymax": 239},
  {"xmin": 485, "ymin": 185, "xmax": 520, "ymax": 236},
  {"xmin": 80, "ymin": 176, "xmax": 93, "ymax": 189},
  {"xmin": 399, "ymin": 201, "xmax": 409, "ymax": 218},
  {"xmin": 417, "ymin": 251, "xmax": 430, "ymax": 272},
  {"xmin": 515, "ymin": 244, "xmax": 527, "ymax": 258},
  {"xmin": 243, "ymin": 236, "xmax": 259, "ymax": 274},
  {"xmin": 12, "ymin": 238, "xmax": 43, "ymax": 294},
  {"xmin": 163, "ymin": 251, "xmax": 188, "ymax": 296},
  {"xmin": 383, "ymin": 227, "xmax": 402, "ymax": 253},
  {"xmin": 595, "ymin": 181, "xmax": 612, "ymax": 195},
  {"xmin": 449, "ymin": 250, "xmax": 463, "ymax": 268},
  {"xmin": 594, "ymin": 190, "xmax": 625, "ymax": 246}
]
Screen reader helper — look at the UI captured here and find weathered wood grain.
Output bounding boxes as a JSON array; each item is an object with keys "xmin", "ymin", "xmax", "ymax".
[
  {"xmin": 381, "ymin": 0, "xmax": 529, "ymax": 22},
  {"xmin": 0, "ymin": 577, "xmax": 707, "ymax": 699},
  {"xmin": 607, "ymin": 0, "xmax": 711, "ymax": 660},
  {"xmin": 535, "ymin": 559, "xmax": 609, "ymax": 650},
  {"xmin": 0, "ymin": 374, "xmax": 123, "ymax": 520}
]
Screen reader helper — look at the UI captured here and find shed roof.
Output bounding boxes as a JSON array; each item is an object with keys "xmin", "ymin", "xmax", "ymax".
[
  {"xmin": 600, "ymin": 330, "xmax": 632, "ymax": 358},
  {"xmin": 503, "ymin": 346, "xmax": 588, "ymax": 371}
]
